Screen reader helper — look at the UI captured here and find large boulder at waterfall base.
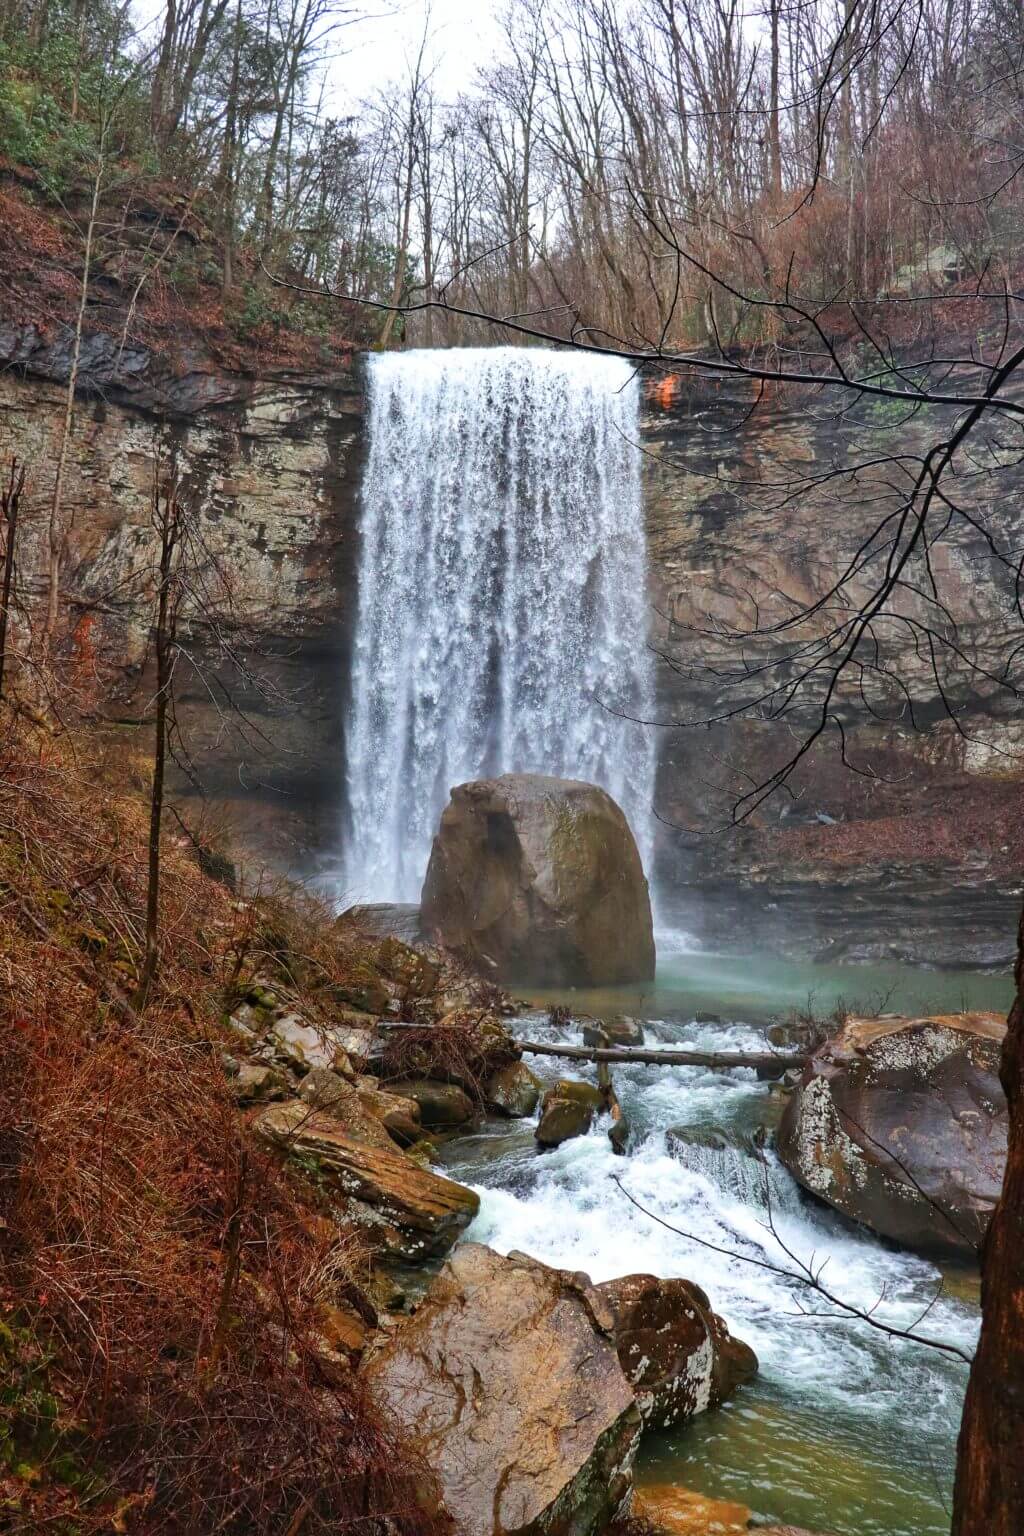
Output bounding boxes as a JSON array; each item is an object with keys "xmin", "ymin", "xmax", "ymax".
[
  {"xmin": 362, "ymin": 1244, "xmax": 641, "ymax": 1536},
  {"xmin": 777, "ymin": 1013, "xmax": 1008, "ymax": 1256},
  {"xmin": 596, "ymin": 1273, "xmax": 757, "ymax": 1429},
  {"xmin": 254, "ymin": 1100, "xmax": 478, "ymax": 1260},
  {"xmin": 420, "ymin": 773, "xmax": 655, "ymax": 986}
]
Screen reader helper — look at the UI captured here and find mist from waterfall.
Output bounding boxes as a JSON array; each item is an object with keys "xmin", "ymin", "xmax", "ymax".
[{"xmin": 343, "ymin": 347, "xmax": 656, "ymax": 904}]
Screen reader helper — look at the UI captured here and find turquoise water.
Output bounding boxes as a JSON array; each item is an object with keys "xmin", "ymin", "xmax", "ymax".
[{"xmin": 523, "ymin": 942, "xmax": 1014, "ymax": 1028}]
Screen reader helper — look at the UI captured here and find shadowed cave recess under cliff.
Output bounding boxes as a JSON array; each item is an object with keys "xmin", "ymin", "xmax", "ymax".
[{"xmin": 2, "ymin": 330, "xmax": 1021, "ymax": 969}]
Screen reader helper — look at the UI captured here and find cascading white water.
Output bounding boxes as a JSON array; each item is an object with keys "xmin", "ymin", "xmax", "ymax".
[
  {"xmin": 344, "ymin": 347, "xmax": 656, "ymax": 903},
  {"xmin": 442, "ymin": 1007, "xmax": 978, "ymax": 1536}
]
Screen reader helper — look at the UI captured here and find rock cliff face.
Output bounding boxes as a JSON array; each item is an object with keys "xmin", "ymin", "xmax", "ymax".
[
  {"xmin": 0, "ymin": 341, "xmax": 365, "ymax": 857},
  {"xmin": 1, "ymin": 338, "xmax": 1020, "ymax": 960},
  {"xmin": 640, "ymin": 372, "xmax": 1024, "ymax": 965}
]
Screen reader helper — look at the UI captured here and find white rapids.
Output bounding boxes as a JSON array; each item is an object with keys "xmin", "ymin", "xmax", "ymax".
[
  {"xmin": 441, "ymin": 1005, "xmax": 979, "ymax": 1536},
  {"xmin": 343, "ymin": 347, "xmax": 656, "ymax": 903}
]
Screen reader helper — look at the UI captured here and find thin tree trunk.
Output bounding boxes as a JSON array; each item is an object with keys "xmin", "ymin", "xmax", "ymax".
[
  {"xmin": 768, "ymin": 0, "xmax": 782, "ymax": 198},
  {"xmin": 0, "ymin": 460, "xmax": 24, "ymax": 704},
  {"xmin": 952, "ymin": 902, "xmax": 1024, "ymax": 1534},
  {"xmin": 44, "ymin": 152, "xmax": 103, "ymax": 660},
  {"xmin": 135, "ymin": 488, "xmax": 180, "ymax": 1010}
]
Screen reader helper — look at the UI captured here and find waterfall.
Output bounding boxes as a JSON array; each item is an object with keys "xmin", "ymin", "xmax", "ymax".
[{"xmin": 343, "ymin": 346, "xmax": 656, "ymax": 904}]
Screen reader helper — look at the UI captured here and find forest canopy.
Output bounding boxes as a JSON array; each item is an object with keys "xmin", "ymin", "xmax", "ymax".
[{"xmin": 0, "ymin": 0, "xmax": 1021, "ymax": 355}]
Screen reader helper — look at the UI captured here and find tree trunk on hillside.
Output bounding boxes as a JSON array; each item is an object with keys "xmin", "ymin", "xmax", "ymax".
[
  {"xmin": 0, "ymin": 459, "xmax": 25, "ymax": 704},
  {"xmin": 952, "ymin": 902, "xmax": 1024, "ymax": 1534},
  {"xmin": 43, "ymin": 152, "xmax": 103, "ymax": 662},
  {"xmin": 135, "ymin": 483, "xmax": 183, "ymax": 1011}
]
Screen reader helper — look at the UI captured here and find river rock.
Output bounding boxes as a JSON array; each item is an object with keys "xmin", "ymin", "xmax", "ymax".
[
  {"xmin": 777, "ymin": 1012, "xmax": 1007, "ymax": 1255},
  {"xmin": 229, "ymin": 1059, "xmax": 289, "ymax": 1104},
  {"xmin": 255, "ymin": 1101, "xmax": 478, "ymax": 1260},
  {"xmin": 362, "ymin": 1244, "xmax": 641, "ymax": 1534},
  {"xmin": 348, "ymin": 903, "xmax": 423, "ymax": 945},
  {"xmin": 298, "ymin": 1067, "xmax": 423, "ymax": 1147},
  {"xmin": 535, "ymin": 1079, "xmax": 603, "ymax": 1147},
  {"xmin": 391, "ymin": 1077, "xmax": 476, "ymax": 1127},
  {"xmin": 596, "ymin": 1274, "xmax": 757, "ymax": 1428},
  {"xmin": 632, "ymin": 1483, "xmax": 750, "ymax": 1533},
  {"xmin": 420, "ymin": 773, "xmax": 656, "ymax": 985},
  {"xmin": 486, "ymin": 1060, "xmax": 542, "ymax": 1117},
  {"xmin": 352, "ymin": 1077, "xmax": 423, "ymax": 1145},
  {"xmin": 268, "ymin": 1014, "xmax": 332, "ymax": 1071},
  {"xmin": 583, "ymin": 1016, "xmax": 646, "ymax": 1047}
]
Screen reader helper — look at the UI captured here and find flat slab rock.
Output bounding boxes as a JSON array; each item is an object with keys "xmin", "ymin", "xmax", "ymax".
[
  {"xmin": 254, "ymin": 1101, "xmax": 478, "ymax": 1260},
  {"xmin": 777, "ymin": 1012, "xmax": 1007, "ymax": 1256},
  {"xmin": 362, "ymin": 1244, "xmax": 642, "ymax": 1536}
]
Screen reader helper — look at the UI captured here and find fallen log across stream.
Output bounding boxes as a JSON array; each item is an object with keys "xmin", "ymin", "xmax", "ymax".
[
  {"xmin": 512, "ymin": 1039, "xmax": 809, "ymax": 1072},
  {"xmin": 374, "ymin": 1022, "xmax": 809, "ymax": 1074}
]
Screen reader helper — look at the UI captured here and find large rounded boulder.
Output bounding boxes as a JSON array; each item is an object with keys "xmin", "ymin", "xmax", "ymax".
[
  {"xmin": 596, "ymin": 1273, "xmax": 757, "ymax": 1428},
  {"xmin": 362, "ymin": 1244, "xmax": 641, "ymax": 1535},
  {"xmin": 420, "ymin": 774, "xmax": 655, "ymax": 985},
  {"xmin": 777, "ymin": 1012, "xmax": 1007, "ymax": 1256}
]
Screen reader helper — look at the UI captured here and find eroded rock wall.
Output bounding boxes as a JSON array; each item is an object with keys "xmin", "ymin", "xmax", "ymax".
[
  {"xmin": 639, "ymin": 374, "xmax": 1024, "ymax": 964},
  {"xmin": 0, "ymin": 358, "xmax": 364, "ymax": 858}
]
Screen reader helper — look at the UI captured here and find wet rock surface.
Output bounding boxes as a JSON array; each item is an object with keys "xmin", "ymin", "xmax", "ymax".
[
  {"xmin": 362, "ymin": 1244, "xmax": 642, "ymax": 1536},
  {"xmin": 583, "ymin": 1015, "xmax": 646, "ymax": 1047},
  {"xmin": 535, "ymin": 1079, "xmax": 604, "ymax": 1147},
  {"xmin": 389, "ymin": 1077, "xmax": 476, "ymax": 1128},
  {"xmin": 421, "ymin": 773, "xmax": 656, "ymax": 986},
  {"xmin": 596, "ymin": 1273, "xmax": 758, "ymax": 1429},
  {"xmin": 254, "ymin": 1100, "xmax": 479, "ymax": 1260},
  {"xmin": 632, "ymin": 1483, "xmax": 751, "ymax": 1534},
  {"xmin": 485, "ymin": 1059, "xmax": 542, "ymax": 1117},
  {"xmin": 777, "ymin": 1012, "xmax": 1008, "ymax": 1255}
]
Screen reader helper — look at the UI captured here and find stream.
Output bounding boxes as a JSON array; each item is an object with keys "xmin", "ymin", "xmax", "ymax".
[{"xmin": 438, "ymin": 944, "xmax": 1013, "ymax": 1536}]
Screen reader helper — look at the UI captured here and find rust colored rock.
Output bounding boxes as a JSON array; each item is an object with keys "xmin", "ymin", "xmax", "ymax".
[
  {"xmin": 362, "ymin": 1244, "xmax": 641, "ymax": 1536},
  {"xmin": 596, "ymin": 1273, "xmax": 757, "ymax": 1429},
  {"xmin": 632, "ymin": 1483, "xmax": 750, "ymax": 1534},
  {"xmin": 317, "ymin": 1301, "xmax": 370, "ymax": 1363},
  {"xmin": 420, "ymin": 774, "xmax": 655, "ymax": 986},
  {"xmin": 777, "ymin": 1012, "xmax": 1007, "ymax": 1255},
  {"xmin": 535, "ymin": 1079, "xmax": 603, "ymax": 1147},
  {"xmin": 298, "ymin": 1066, "xmax": 424, "ymax": 1147},
  {"xmin": 255, "ymin": 1101, "xmax": 478, "ymax": 1260}
]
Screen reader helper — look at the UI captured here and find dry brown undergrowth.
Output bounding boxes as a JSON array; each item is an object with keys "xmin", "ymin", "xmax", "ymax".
[{"xmin": 0, "ymin": 718, "xmax": 444, "ymax": 1534}]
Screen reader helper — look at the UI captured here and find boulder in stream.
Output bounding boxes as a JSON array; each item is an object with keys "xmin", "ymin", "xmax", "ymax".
[
  {"xmin": 535, "ymin": 1079, "xmax": 603, "ymax": 1147},
  {"xmin": 632, "ymin": 1483, "xmax": 751, "ymax": 1534},
  {"xmin": 420, "ymin": 773, "xmax": 655, "ymax": 985},
  {"xmin": 596, "ymin": 1273, "xmax": 758, "ymax": 1429},
  {"xmin": 583, "ymin": 1015, "xmax": 646, "ymax": 1048},
  {"xmin": 486, "ymin": 1059, "xmax": 542, "ymax": 1117},
  {"xmin": 390, "ymin": 1077, "xmax": 476, "ymax": 1128},
  {"xmin": 777, "ymin": 1012, "xmax": 1007, "ymax": 1255},
  {"xmin": 362, "ymin": 1244, "xmax": 641, "ymax": 1535}
]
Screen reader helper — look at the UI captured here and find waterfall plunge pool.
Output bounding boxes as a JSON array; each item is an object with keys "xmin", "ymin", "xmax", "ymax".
[{"xmin": 438, "ymin": 945, "xmax": 1012, "ymax": 1536}]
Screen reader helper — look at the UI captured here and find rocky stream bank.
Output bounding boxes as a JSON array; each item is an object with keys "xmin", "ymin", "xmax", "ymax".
[{"xmin": 220, "ymin": 889, "xmax": 1006, "ymax": 1536}]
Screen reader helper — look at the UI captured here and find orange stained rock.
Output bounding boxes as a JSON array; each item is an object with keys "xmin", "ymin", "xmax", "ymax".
[
  {"xmin": 633, "ymin": 1482, "xmax": 752, "ymax": 1534},
  {"xmin": 650, "ymin": 372, "xmax": 682, "ymax": 408}
]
